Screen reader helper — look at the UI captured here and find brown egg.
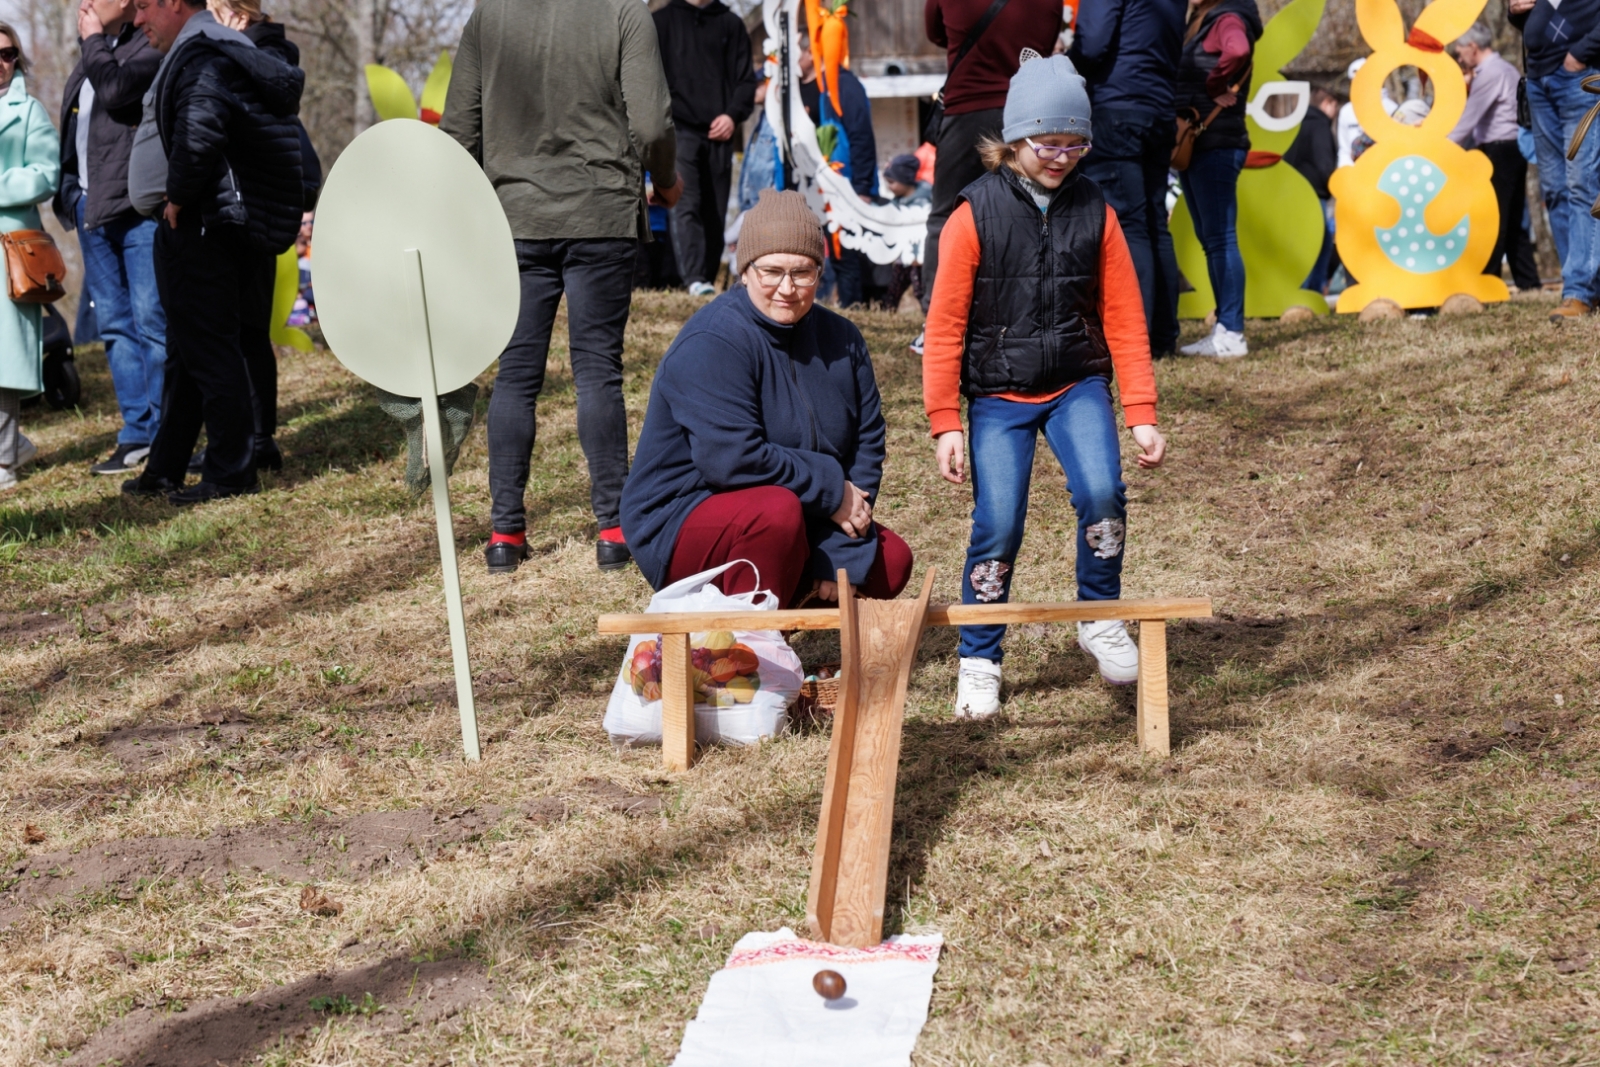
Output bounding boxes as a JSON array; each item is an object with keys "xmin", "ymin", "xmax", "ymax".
[{"xmin": 812, "ymin": 969, "xmax": 847, "ymax": 1000}]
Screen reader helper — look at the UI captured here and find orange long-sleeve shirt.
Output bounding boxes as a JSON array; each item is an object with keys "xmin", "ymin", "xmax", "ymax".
[{"xmin": 922, "ymin": 200, "xmax": 1159, "ymax": 437}]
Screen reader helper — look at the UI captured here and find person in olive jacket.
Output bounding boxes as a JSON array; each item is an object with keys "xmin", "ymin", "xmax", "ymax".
[{"xmin": 55, "ymin": 0, "xmax": 166, "ymax": 478}]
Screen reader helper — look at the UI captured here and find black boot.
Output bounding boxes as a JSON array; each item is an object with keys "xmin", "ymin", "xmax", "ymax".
[
  {"xmin": 168, "ymin": 481, "xmax": 260, "ymax": 506},
  {"xmin": 122, "ymin": 472, "xmax": 179, "ymax": 498}
]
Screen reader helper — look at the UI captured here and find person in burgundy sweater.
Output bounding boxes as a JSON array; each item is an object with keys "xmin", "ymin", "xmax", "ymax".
[
  {"xmin": 918, "ymin": 0, "xmax": 1062, "ymax": 338},
  {"xmin": 1174, "ymin": 0, "xmax": 1261, "ymax": 359}
]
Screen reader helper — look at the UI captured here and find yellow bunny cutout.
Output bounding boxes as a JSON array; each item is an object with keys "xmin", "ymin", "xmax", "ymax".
[{"xmin": 1330, "ymin": 0, "xmax": 1509, "ymax": 312}]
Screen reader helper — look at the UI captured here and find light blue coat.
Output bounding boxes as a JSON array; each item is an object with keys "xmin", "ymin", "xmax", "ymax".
[{"xmin": 0, "ymin": 76, "xmax": 60, "ymax": 396}]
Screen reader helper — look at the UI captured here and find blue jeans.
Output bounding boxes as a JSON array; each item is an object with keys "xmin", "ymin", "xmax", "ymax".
[
  {"xmin": 959, "ymin": 378, "xmax": 1127, "ymax": 663},
  {"xmin": 1527, "ymin": 68, "xmax": 1600, "ymax": 303},
  {"xmin": 1081, "ymin": 107, "xmax": 1181, "ymax": 354},
  {"xmin": 78, "ymin": 199, "xmax": 166, "ymax": 446},
  {"xmin": 1178, "ymin": 147, "xmax": 1247, "ymax": 332}
]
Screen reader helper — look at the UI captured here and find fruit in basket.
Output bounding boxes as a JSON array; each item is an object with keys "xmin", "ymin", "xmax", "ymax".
[{"xmin": 628, "ymin": 640, "xmax": 662, "ymax": 697}]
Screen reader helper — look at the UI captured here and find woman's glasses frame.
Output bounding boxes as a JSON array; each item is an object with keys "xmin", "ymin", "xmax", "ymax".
[
  {"xmin": 749, "ymin": 264, "xmax": 821, "ymax": 289},
  {"xmin": 1025, "ymin": 138, "xmax": 1091, "ymax": 162}
]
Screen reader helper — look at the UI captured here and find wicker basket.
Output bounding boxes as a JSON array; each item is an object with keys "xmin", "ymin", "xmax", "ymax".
[{"xmin": 795, "ymin": 664, "xmax": 842, "ymax": 720}]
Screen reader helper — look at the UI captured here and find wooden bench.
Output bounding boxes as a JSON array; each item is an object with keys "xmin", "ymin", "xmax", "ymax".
[
  {"xmin": 597, "ymin": 572, "xmax": 1211, "ymax": 948},
  {"xmin": 594, "ymin": 584, "xmax": 1212, "ymax": 770}
]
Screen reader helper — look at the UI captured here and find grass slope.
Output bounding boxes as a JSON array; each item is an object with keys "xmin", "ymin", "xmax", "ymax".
[{"xmin": 1, "ymin": 291, "xmax": 1598, "ymax": 1065}]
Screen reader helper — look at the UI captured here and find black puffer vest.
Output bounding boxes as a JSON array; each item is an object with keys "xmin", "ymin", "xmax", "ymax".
[
  {"xmin": 1174, "ymin": 0, "xmax": 1262, "ymax": 154},
  {"xmin": 959, "ymin": 167, "xmax": 1111, "ymax": 397}
]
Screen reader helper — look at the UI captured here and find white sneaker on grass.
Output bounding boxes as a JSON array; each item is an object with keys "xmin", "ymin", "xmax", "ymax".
[
  {"xmin": 1180, "ymin": 323, "xmax": 1247, "ymax": 358},
  {"xmin": 1078, "ymin": 620, "xmax": 1139, "ymax": 684},
  {"xmin": 909, "ymin": 329, "xmax": 925, "ymax": 356},
  {"xmin": 955, "ymin": 657, "xmax": 1002, "ymax": 720},
  {"xmin": 14, "ymin": 435, "xmax": 36, "ymax": 469},
  {"xmin": 688, "ymin": 281, "xmax": 717, "ymax": 298},
  {"xmin": 0, "ymin": 465, "xmax": 16, "ymax": 492}
]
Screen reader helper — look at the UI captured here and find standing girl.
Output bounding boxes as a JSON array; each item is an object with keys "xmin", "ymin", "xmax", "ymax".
[{"xmin": 923, "ymin": 54, "xmax": 1165, "ymax": 720}]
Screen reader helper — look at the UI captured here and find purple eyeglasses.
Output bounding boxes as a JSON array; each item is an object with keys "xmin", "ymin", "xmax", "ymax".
[{"xmin": 1025, "ymin": 138, "xmax": 1091, "ymax": 161}]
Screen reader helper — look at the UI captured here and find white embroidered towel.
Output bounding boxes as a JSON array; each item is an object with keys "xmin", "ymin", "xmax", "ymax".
[{"xmin": 672, "ymin": 927, "xmax": 943, "ymax": 1067}]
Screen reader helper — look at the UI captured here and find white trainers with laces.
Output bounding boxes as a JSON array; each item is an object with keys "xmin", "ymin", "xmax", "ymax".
[
  {"xmin": 1078, "ymin": 619, "xmax": 1139, "ymax": 685},
  {"xmin": 954, "ymin": 657, "xmax": 1002, "ymax": 720},
  {"xmin": 14, "ymin": 435, "xmax": 36, "ymax": 469},
  {"xmin": 688, "ymin": 281, "xmax": 717, "ymax": 298},
  {"xmin": 1179, "ymin": 323, "xmax": 1248, "ymax": 358}
]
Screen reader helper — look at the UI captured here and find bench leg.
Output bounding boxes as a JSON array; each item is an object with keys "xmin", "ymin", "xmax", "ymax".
[
  {"xmin": 1136, "ymin": 620, "xmax": 1170, "ymax": 757},
  {"xmin": 660, "ymin": 632, "xmax": 696, "ymax": 772}
]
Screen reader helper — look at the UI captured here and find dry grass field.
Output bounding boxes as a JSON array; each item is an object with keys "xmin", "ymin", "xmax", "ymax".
[{"xmin": 1, "ymin": 289, "xmax": 1598, "ymax": 1066}]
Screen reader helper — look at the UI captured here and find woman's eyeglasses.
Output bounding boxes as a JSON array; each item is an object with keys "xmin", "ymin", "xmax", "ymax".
[
  {"xmin": 0, "ymin": 48, "xmax": 20, "ymax": 64},
  {"xmin": 750, "ymin": 265, "xmax": 820, "ymax": 289},
  {"xmin": 1025, "ymin": 138, "xmax": 1090, "ymax": 162}
]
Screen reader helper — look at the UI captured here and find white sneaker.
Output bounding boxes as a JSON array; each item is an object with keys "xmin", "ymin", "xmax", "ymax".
[
  {"xmin": 1078, "ymin": 619, "xmax": 1139, "ymax": 685},
  {"xmin": 688, "ymin": 281, "xmax": 717, "ymax": 298},
  {"xmin": 909, "ymin": 330, "xmax": 924, "ymax": 356},
  {"xmin": 0, "ymin": 465, "xmax": 16, "ymax": 492},
  {"xmin": 1180, "ymin": 323, "xmax": 1248, "ymax": 358},
  {"xmin": 1178, "ymin": 323, "xmax": 1221, "ymax": 356},
  {"xmin": 955, "ymin": 657, "xmax": 1002, "ymax": 720},
  {"xmin": 14, "ymin": 435, "xmax": 36, "ymax": 469}
]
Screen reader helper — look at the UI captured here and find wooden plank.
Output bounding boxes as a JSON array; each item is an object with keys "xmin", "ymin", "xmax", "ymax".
[
  {"xmin": 806, "ymin": 574, "xmax": 862, "ymax": 944},
  {"xmin": 596, "ymin": 597, "xmax": 1212, "ymax": 635},
  {"xmin": 659, "ymin": 632, "xmax": 696, "ymax": 772},
  {"xmin": 931, "ymin": 599, "xmax": 1213, "ymax": 626},
  {"xmin": 1135, "ymin": 621, "xmax": 1170, "ymax": 757},
  {"xmin": 809, "ymin": 569, "xmax": 936, "ymax": 948}
]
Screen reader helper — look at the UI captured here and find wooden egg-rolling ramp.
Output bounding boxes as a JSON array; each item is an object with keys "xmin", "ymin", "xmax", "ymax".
[{"xmin": 597, "ymin": 573, "xmax": 1212, "ymax": 947}]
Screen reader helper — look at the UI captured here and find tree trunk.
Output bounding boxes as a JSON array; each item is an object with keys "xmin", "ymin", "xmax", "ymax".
[{"xmin": 349, "ymin": 0, "xmax": 377, "ymax": 138}]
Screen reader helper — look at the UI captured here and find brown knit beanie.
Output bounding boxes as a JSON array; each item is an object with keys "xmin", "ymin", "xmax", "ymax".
[{"xmin": 736, "ymin": 189, "xmax": 825, "ymax": 275}]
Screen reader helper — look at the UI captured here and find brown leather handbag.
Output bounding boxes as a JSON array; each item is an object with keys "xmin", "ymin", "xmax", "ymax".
[
  {"xmin": 1172, "ymin": 67, "xmax": 1252, "ymax": 172},
  {"xmin": 1, "ymin": 229, "xmax": 67, "ymax": 304}
]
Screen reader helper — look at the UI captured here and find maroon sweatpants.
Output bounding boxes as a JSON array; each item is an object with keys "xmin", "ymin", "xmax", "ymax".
[{"xmin": 665, "ymin": 486, "xmax": 914, "ymax": 606}]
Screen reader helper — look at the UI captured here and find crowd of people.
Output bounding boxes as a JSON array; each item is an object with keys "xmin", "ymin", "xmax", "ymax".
[
  {"xmin": 0, "ymin": 0, "xmax": 1595, "ymax": 716},
  {"xmin": 0, "ymin": 0, "xmax": 315, "ymax": 499}
]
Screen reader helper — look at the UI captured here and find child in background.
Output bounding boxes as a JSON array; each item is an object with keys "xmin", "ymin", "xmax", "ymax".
[
  {"xmin": 923, "ymin": 54, "xmax": 1166, "ymax": 720},
  {"xmin": 881, "ymin": 153, "xmax": 931, "ymax": 311}
]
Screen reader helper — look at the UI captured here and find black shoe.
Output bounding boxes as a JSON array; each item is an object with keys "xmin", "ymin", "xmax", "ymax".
[
  {"xmin": 255, "ymin": 439, "xmax": 283, "ymax": 472},
  {"xmin": 187, "ymin": 448, "xmax": 205, "ymax": 475},
  {"xmin": 168, "ymin": 480, "xmax": 260, "ymax": 506},
  {"xmin": 91, "ymin": 443, "xmax": 151, "ymax": 476},
  {"xmin": 597, "ymin": 539, "xmax": 632, "ymax": 572},
  {"xmin": 121, "ymin": 472, "xmax": 179, "ymax": 498},
  {"xmin": 485, "ymin": 539, "xmax": 530, "ymax": 574}
]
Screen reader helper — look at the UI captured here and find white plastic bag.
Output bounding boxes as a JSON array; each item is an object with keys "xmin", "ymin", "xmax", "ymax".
[{"xmin": 604, "ymin": 561, "xmax": 803, "ymax": 747}]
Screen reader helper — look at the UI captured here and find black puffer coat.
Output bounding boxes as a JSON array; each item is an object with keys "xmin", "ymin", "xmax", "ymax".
[
  {"xmin": 155, "ymin": 34, "xmax": 304, "ymax": 253},
  {"xmin": 243, "ymin": 21, "xmax": 321, "ymax": 209}
]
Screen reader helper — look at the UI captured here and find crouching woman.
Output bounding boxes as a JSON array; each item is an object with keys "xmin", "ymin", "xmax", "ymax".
[{"xmin": 621, "ymin": 189, "xmax": 912, "ymax": 605}]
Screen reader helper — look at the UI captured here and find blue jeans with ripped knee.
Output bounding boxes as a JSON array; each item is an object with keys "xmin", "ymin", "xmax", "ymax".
[{"xmin": 959, "ymin": 377, "xmax": 1127, "ymax": 663}]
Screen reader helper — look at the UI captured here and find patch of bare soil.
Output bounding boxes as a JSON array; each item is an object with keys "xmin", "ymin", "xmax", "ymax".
[
  {"xmin": 99, "ymin": 720, "xmax": 252, "ymax": 772},
  {"xmin": 66, "ymin": 952, "xmax": 492, "ymax": 1067},
  {"xmin": 0, "ymin": 609, "xmax": 72, "ymax": 644},
  {"xmin": 0, "ymin": 808, "xmax": 500, "ymax": 925}
]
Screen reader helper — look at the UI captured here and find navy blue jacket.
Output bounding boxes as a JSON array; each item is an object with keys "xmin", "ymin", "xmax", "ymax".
[
  {"xmin": 1513, "ymin": 0, "xmax": 1600, "ymax": 78},
  {"xmin": 1070, "ymin": 0, "xmax": 1186, "ymax": 114},
  {"xmin": 621, "ymin": 287, "xmax": 887, "ymax": 590},
  {"xmin": 800, "ymin": 69, "xmax": 879, "ymax": 197}
]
